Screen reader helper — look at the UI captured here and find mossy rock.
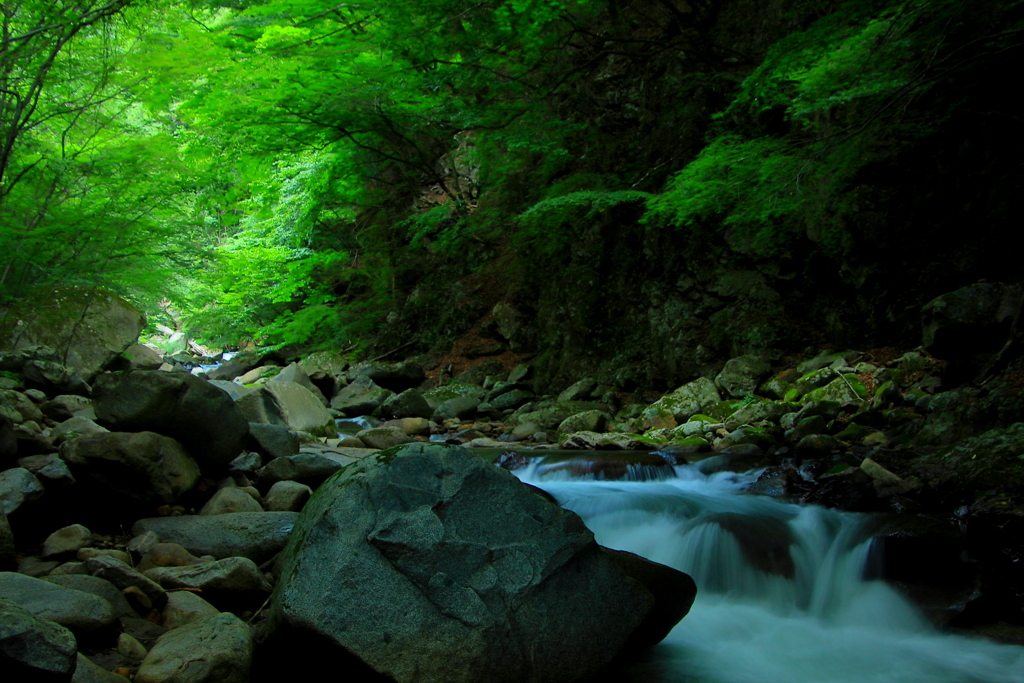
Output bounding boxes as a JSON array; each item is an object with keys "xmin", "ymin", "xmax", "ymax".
[
  {"xmin": 705, "ymin": 400, "xmax": 742, "ymax": 421},
  {"xmin": 803, "ymin": 374, "xmax": 867, "ymax": 403}
]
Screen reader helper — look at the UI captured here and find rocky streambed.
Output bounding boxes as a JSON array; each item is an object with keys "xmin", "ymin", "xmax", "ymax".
[{"xmin": 3, "ymin": 287, "xmax": 1024, "ymax": 680}]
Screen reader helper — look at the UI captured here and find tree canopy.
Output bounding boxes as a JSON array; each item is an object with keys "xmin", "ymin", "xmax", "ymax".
[{"xmin": 2, "ymin": 0, "xmax": 1021, "ymax": 353}]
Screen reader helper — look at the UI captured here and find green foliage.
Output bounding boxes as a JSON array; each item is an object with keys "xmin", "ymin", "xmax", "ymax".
[
  {"xmin": 645, "ymin": 136, "xmax": 805, "ymax": 253},
  {"xmin": 644, "ymin": 0, "xmax": 1024, "ymax": 258}
]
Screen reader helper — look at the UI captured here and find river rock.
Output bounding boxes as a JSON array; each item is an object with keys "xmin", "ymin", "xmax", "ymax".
[
  {"xmin": 921, "ymin": 282, "xmax": 1021, "ymax": 380},
  {"xmin": 329, "ymin": 375, "xmax": 393, "ymax": 416},
  {"xmin": 431, "ymin": 396, "xmax": 481, "ymax": 422},
  {"xmin": 716, "ymin": 426, "xmax": 774, "ymax": 452},
  {"xmin": 2, "ymin": 389, "xmax": 43, "ymax": 423},
  {"xmin": 123, "ymin": 344, "xmax": 163, "ymax": 371},
  {"xmin": 795, "ymin": 434, "xmax": 843, "ymax": 457},
  {"xmin": 356, "ymin": 426, "xmax": 415, "ymax": 450},
  {"xmin": 136, "ymin": 543, "xmax": 205, "ymax": 573},
  {"xmin": 715, "ymin": 356, "xmax": 771, "ymax": 398},
  {"xmin": 42, "ymin": 575, "xmax": 135, "ymax": 620},
  {"xmin": 145, "ymin": 557, "xmax": 270, "ymax": 610},
  {"xmin": 601, "ymin": 548, "xmax": 697, "ymax": 651},
  {"xmin": 0, "ymin": 572, "xmax": 117, "ymax": 643},
  {"xmin": 349, "ymin": 361, "xmax": 425, "ymax": 392},
  {"xmin": 422, "ymin": 383, "xmax": 486, "ymax": 409},
  {"xmin": 197, "ymin": 487, "xmax": 263, "ymax": 516},
  {"xmin": 724, "ymin": 400, "xmax": 798, "ymax": 431},
  {"xmin": 92, "ymin": 370, "xmax": 248, "ymax": 470},
  {"xmin": 84, "ymin": 556, "xmax": 167, "ymax": 610},
  {"xmin": 162, "ymin": 590, "xmax": 220, "ymax": 630},
  {"xmin": 269, "ymin": 363, "xmax": 328, "ymax": 405},
  {"xmin": 380, "ymin": 388, "xmax": 433, "ymax": 419},
  {"xmin": 0, "ymin": 597, "xmax": 78, "ymax": 682},
  {"xmin": 207, "ymin": 380, "xmax": 256, "ymax": 401},
  {"xmin": 18, "ymin": 454, "xmax": 74, "ymax": 491},
  {"xmin": 59, "ymin": 432, "xmax": 200, "ymax": 508},
  {"xmin": 557, "ymin": 378, "xmax": 598, "ymax": 402},
  {"xmin": 488, "ymin": 388, "xmax": 534, "ymax": 411},
  {"xmin": 261, "ymin": 443, "xmax": 660, "ymax": 683},
  {"xmin": 135, "ymin": 612, "xmax": 253, "ymax": 683},
  {"xmin": 50, "ymin": 416, "xmax": 109, "ymax": 446},
  {"xmin": 131, "ymin": 512, "xmax": 298, "ymax": 564},
  {"xmin": 238, "ymin": 382, "xmax": 336, "ymax": 438},
  {"xmin": 258, "ymin": 452, "xmax": 357, "ymax": 487},
  {"xmin": 246, "ymin": 422, "xmax": 299, "ymax": 461},
  {"xmin": 558, "ymin": 410, "xmax": 608, "ymax": 434},
  {"xmin": 42, "ymin": 524, "xmax": 92, "ymax": 560},
  {"xmin": 39, "ymin": 395, "xmax": 93, "ymax": 422},
  {"xmin": 642, "ymin": 378, "xmax": 721, "ymax": 427},
  {"xmin": 508, "ymin": 400, "xmax": 605, "ymax": 429},
  {"xmin": 802, "ymin": 374, "xmax": 867, "ymax": 404},
  {"xmin": 263, "ymin": 481, "xmax": 313, "ymax": 512},
  {"xmin": 0, "ymin": 467, "xmax": 45, "ymax": 515},
  {"xmin": 72, "ymin": 652, "xmax": 131, "ymax": 682},
  {"xmin": 205, "ymin": 351, "xmax": 260, "ymax": 382},
  {"xmin": 561, "ymin": 431, "xmax": 657, "ymax": 451},
  {"xmin": 381, "ymin": 417, "xmax": 430, "ymax": 436}
]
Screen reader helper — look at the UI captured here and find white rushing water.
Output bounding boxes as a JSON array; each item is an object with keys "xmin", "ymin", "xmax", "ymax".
[{"xmin": 515, "ymin": 460, "xmax": 1024, "ymax": 683}]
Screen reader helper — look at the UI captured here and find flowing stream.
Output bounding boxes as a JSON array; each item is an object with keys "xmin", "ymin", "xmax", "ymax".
[{"xmin": 514, "ymin": 457, "xmax": 1024, "ymax": 683}]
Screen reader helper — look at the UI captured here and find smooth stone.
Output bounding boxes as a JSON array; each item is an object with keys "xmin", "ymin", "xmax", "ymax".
[
  {"xmin": 161, "ymin": 591, "xmax": 220, "ymax": 630},
  {"xmin": 263, "ymin": 481, "xmax": 313, "ymax": 512},
  {"xmin": 0, "ymin": 572, "xmax": 117, "ymax": 643},
  {"xmin": 0, "ymin": 467, "xmax": 45, "ymax": 515},
  {"xmin": 84, "ymin": 556, "xmax": 167, "ymax": 609},
  {"xmin": 131, "ymin": 512, "xmax": 298, "ymax": 565},
  {"xmin": 144, "ymin": 557, "xmax": 270, "ymax": 610},
  {"xmin": 42, "ymin": 524, "xmax": 93, "ymax": 560},
  {"xmin": 43, "ymin": 574, "xmax": 136, "ymax": 619},
  {"xmin": 135, "ymin": 613, "xmax": 253, "ymax": 683},
  {"xmin": 198, "ymin": 487, "xmax": 264, "ymax": 516}
]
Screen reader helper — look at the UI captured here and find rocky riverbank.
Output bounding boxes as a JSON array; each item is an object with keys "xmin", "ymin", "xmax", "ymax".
[{"xmin": 3, "ymin": 280, "xmax": 1024, "ymax": 680}]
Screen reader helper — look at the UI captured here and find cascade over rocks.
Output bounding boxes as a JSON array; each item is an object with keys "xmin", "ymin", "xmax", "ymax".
[
  {"xmin": 258, "ymin": 443, "xmax": 693, "ymax": 683},
  {"xmin": 92, "ymin": 370, "xmax": 248, "ymax": 470}
]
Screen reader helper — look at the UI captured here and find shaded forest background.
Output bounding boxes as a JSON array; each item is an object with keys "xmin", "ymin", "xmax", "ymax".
[{"xmin": 2, "ymin": 0, "xmax": 1022, "ymax": 391}]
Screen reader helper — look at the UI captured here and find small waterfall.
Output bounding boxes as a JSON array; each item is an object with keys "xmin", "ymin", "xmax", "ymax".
[{"xmin": 515, "ymin": 460, "xmax": 1024, "ymax": 683}]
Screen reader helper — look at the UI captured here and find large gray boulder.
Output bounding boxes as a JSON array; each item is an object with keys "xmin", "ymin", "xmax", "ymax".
[
  {"xmin": 237, "ymin": 382, "xmax": 336, "ymax": 438},
  {"xmin": 93, "ymin": 370, "xmax": 248, "ymax": 470},
  {"xmin": 131, "ymin": 512, "xmax": 298, "ymax": 565},
  {"xmin": 261, "ymin": 443, "xmax": 669, "ymax": 683},
  {"xmin": 0, "ymin": 288, "xmax": 145, "ymax": 382},
  {"xmin": 0, "ymin": 597, "xmax": 78, "ymax": 682},
  {"xmin": 59, "ymin": 432, "xmax": 200, "ymax": 508}
]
